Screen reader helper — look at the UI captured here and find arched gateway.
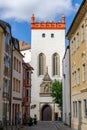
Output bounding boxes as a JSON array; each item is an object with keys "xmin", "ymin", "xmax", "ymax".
[{"xmin": 41, "ymin": 105, "xmax": 52, "ymax": 121}]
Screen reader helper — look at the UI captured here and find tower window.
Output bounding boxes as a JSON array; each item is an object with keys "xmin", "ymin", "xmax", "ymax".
[
  {"xmin": 51, "ymin": 33, "xmax": 54, "ymax": 38},
  {"xmin": 42, "ymin": 33, "xmax": 45, "ymax": 38},
  {"xmin": 52, "ymin": 53, "xmax": 60, "ymax": 76},
  {"xmin": 38, "ymin": 53, "xmax": 46, "ymax": 75}
]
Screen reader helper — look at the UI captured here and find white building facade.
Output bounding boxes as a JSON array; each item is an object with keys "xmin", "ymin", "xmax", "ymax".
[
  {"xmin": 62, "ymin": 46, "xmax": 70, "ymax": 126},
  {"xmin": 30, "ymin": 14, "xmax": 66, "ymax": 120}
]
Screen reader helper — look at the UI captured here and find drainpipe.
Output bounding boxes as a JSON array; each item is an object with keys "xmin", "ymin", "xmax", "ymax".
[{"xmin": 69, "ymin": 42, "xmax": 71, "ymax": 127}]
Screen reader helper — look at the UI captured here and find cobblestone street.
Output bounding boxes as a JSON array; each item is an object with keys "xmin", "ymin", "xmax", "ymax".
[
  {"xmin": 23, "ymin": 121, "xmax": 75, "ymax": 130},
  {"xmin": 4, "ymin": 121, "xmax": 75, "ymax": 130}
]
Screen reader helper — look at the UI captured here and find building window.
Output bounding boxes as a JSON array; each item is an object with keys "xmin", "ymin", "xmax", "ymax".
[
  {"xmin": 26, "ymin": 89, "xmax": 29, "ymax": 97},
  {"xmin": 84, "ymin": 99, "xmax": 87, "ymax": 117},
  {"xmin": 17, "ymin": 59, "xmax": 18, "ymax": 72},
  {"xmin": 29, "ymin": 88, "xmax": 31, "ymax": 97},
  {"xmin": 51, "ymin": 33, "xmax": 54, "ymax": 38},
  {"xmin": 75, "ymin": 71, "xmax": 76, "ymax": 86},
  {"xmin": 38, "ymin": 53, "xmax": 45, "ymax": 75},
  {"xmin": 82, "ymin": 24, "xmax": 84, "ymax": 41},
  {"xmin": 83, "ymin": 64, "xmax": 86, "ymax": 81},
  {"xmin": 75, "ymin": 101, "xmax": 77, "ymax": 117},
  {"xmin": 14, "ymin": 57, "xmax": 21, "ymax": 73},
  {"xmin": 4, "ymin": 33, "xmax": 11, "ymax": 55},
  {"xmin": 4, "ymin": 54, "xmax": 10, "ymax": 77},
  {"xmin": 29, "ymin": 71, "xmax": 31, "ymax": 80},
  {"xmin": 71, "ymin": 41, "xmax": 74, "ymax": 54},
  {"xmin": 73, "ymin": 71, "xmax": 76, "ymax": 86},
  {"xmin": 27, "ymin": 71, "xmax": 31, "ymax": 84},
  {"xmin": 73, "ymin": 38, "xmax": 76, "ymax": 53},
  {"xmin": 77, "ymin": 32, "xmax": 80, "ymax": 48},
  {"xmin": 77, "ymin": 68, "xmax": 80, "ymax": 85},
  {"xmin": 19, "ymin": 61, "xmax": 21, "ymax": 73},
  {"xmin": 72, "ymin": 72, "xmax": 74, "ymax": 87},
  {"xmin": 42, "ymin": 33, "xmax": 45, "ymax": 38},
  {"xmin": 13, "ymin": 78, "xmax": 15, "ymax": 91},
  {"xmin": 73, "ymin": 102, "xmax": 75, "ymax": 117},
  {"xmin": 73, "ymin": 101, "xmax": 77, "ymax": 117},
  {"xmin": 3, "ymin": 78, "xmax": 8, "ymax": 93},
  {"xmin": 27, "ymin": 72, "xmax": 29, "ymax": 80},
  {"xmin": 18, "ymin": 80, "xmax": 20, "ymax": 92},
  {"xmin": 23, "ymin": 88, "xmax": 25, "ymax": 97},
  {"xmin": 52, "ymin": 53, "xmax": 60, "ymax": 76},
  {"xmin": 16, "ymin": 79, "xmax": 18, "ymax": 92},
  {"xmin": 23, "ymin": 68, "xmax": 26, "ymax": 79},
  {"xmin": 14, "ymin": 57, "xmax": 16, "ymax": 70}
]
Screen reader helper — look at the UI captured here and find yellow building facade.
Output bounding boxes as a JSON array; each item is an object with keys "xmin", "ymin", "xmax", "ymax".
[
  {"xmin": 67, "ymin": 0, "xmax": 87, "ymax": 130},
  {"xmin": 0, "ymin": 20, "xmax": 12, "ymax": 125}
]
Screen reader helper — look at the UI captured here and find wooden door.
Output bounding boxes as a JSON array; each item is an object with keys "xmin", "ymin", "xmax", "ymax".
[{"xmin": 42, "ymin": 105, "xmax": 52, "ymax": 121}]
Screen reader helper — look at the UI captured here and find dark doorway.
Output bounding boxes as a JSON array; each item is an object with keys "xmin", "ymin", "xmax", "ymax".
[{"xmin": 42, "ymin": 105, "xmax": 52, "ymax": 121}]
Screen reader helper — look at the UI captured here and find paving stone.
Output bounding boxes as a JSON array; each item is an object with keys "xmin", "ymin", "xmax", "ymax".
[{"xmin": 23, "ymin": 121, "xmax": 75, "ymax": 130}]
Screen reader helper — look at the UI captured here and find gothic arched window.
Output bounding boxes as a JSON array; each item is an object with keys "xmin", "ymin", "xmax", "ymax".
[
  {"xmin": 52, "ymin": 53, "xmax": 60, "ymax": 76},
  {"xmin": 38, "ymin": 53, "xmax": 46, "ymax": 75}
]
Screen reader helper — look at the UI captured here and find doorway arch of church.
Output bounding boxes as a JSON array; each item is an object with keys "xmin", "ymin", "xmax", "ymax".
[{"xmin": 41, "ymin": 104, "xmax": 52, "ymax": 121}]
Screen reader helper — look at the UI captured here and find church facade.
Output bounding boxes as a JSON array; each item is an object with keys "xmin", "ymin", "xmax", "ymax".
[{"xmin": 30, "ymin": 14, "xmax": 66, "ymax": 121}]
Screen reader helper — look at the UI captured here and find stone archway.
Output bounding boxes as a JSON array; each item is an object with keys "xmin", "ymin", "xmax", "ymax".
[{"xmin": 41, "ymin": 105, "xmax": 52, "ymax": 121}]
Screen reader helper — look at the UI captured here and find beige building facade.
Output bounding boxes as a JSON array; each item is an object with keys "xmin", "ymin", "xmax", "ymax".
[
  {"xmin": 12, "ymin": 38, "xmax": 23, "ymax": 125},
  {"xmin": 67, "ymin": 1, "xmax": 87, "ymax": 130}
]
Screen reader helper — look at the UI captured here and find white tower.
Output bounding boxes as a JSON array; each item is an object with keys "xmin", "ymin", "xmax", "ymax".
[{"xmin": 31, "ymin": 14, "xmax": 65, "ymax": 120}]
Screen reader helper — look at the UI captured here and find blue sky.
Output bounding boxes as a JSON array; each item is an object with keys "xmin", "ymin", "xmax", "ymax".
[{"xmin": 0, "ymin": 0, "xmax": 82, "ymax": 45}]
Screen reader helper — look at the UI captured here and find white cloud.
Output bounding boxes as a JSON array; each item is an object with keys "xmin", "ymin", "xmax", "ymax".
[
  {"xmin": 74, "ymin": 3, "xmax": 80, "ymax": 12},
  {"xmin": 0, "ymin": 0, "xmax": 79, "ymax": 22}
]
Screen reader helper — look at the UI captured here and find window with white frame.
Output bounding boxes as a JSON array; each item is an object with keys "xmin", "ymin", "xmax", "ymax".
[
  {"xmin": 73, "ymin": 101, "xmax": 75, "ymax": 117},
  {"xmin": 77, "ymin": 68, "xmax": 80, "ymax": 85},
  {"xmin": 82, "ymin": 24, "xmax": 84, "ymax": 41},
  {"xmin": 83, "ymin": 64, "xmax": 86, "ymax": 81},
  {"xmin": 74, "ymin": 71, "xmax": 76, "ymax": 86},
  {"xmin": 84, "ymin": 99, "xmax": 87, "ymax": 117},
  {"xmin": 73, "ymin": 38, "xmax": 76, "ymax": 53},
  {"xmin": 71, "ymin": 41, "xmax": 74, "ymax": 54},
  {"xmin": 77, "ymin": 32, "xmax": 80, "ymax": 48},
  {"xmin": 72, "ymin": 72, "xmax": 74, "ymax": 87},
  {"xmin": 75, "ymin": 101, "xmax": 77, "ymax": 117}
]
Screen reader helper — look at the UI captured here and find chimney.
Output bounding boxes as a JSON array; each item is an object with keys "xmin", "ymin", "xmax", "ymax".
[
  {"xmin": 31, "ymin": 14, "xmax": 35, "ymax": 23},
  {"xmin": 62, "ymin": 15, "xmax": 65, "ymax": 23}
]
